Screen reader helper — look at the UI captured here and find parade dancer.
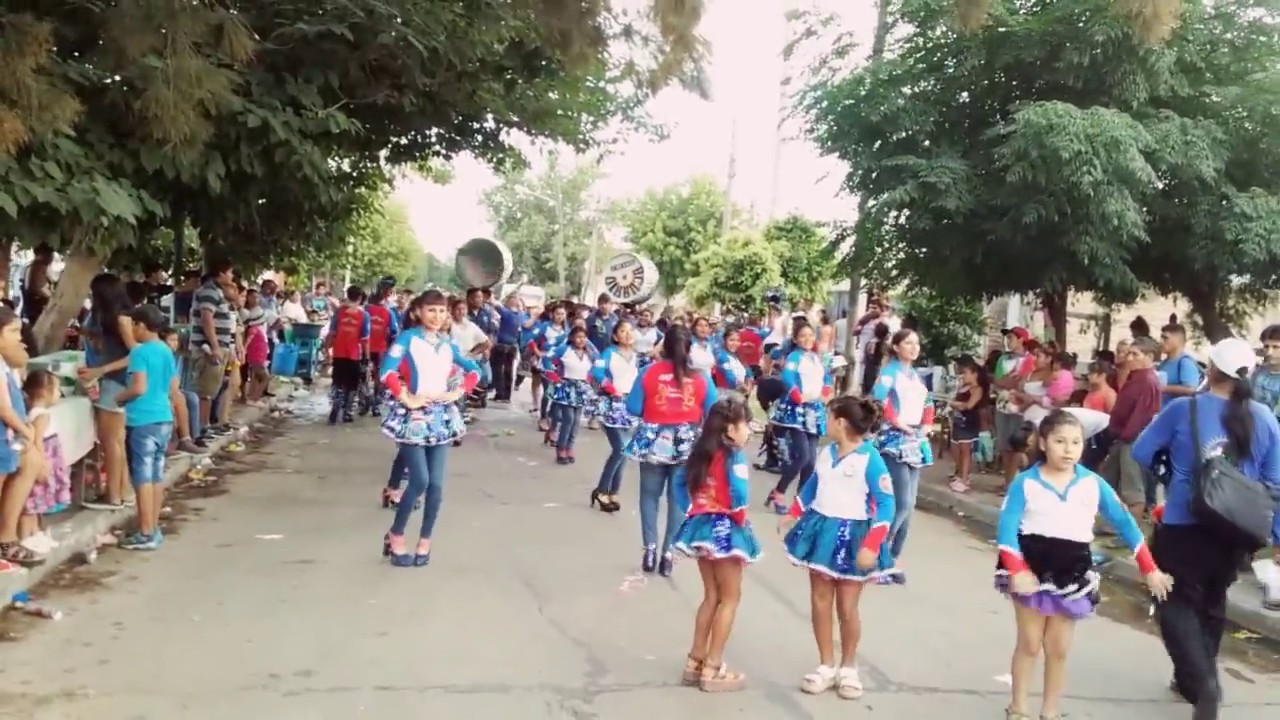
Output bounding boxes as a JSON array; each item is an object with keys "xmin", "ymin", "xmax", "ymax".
[
  {"xmin": 780, "ymin": 396, "xmax": 896, "ymax": 700},
  {"xmin": 764, "ymin": 323, "xmax": 833, "ymax": 514},
  {"xmin": 996, "ymin": 410, "xmax": 1172, "ymax": 720},
  {"xmin": 589, "ymin": 320, "xmax": 640, "ymax": 512},
  {"xmin": 632, "ymin": 307, "xmax": 664, "ymax": 370},
  {"xmin": 711, "ymin": 327, "xmax": 750, "ymax": 392},
  {"xmin": 527, "ymin": 302, "xmax": 569, "ymax": 432},
  {"xmin": 542, "ymin": 326, "xmax": 599, "ymax": 464},
  {"xmin": 378, "ymin": 290, "xmax": 480, "ymax": 567},
  {"xmin": 325, "ymin": 285, "xmax": 370, "ymax": 425},
  {"xmin": 870, "ymin": 328, "xmax": 935, "ymax": 580},
  {"xmin": 689, "ymin": 317, "xmax": 718, "ymax": 374},
  {"xmin": 625, "ymin": 325, "xmax": 718, "ymax": 576},
  {"xmin": 670, "ymin": 397, "xmax": 759, "ymax": 692}
]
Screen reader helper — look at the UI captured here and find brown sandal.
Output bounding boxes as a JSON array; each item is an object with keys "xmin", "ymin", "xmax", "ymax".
[
  {"xmin": 699, "ymin": 662, "xmax": 746, "ymax": 693},
  {"xmin": 0, "ymin": 541, "xmax": 45, "ymax": 567},
  {"xmin": 681, "ymin": 655, "xmax": 704, "ymax": 685}
]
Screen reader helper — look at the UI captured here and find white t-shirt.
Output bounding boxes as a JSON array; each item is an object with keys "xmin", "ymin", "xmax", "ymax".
[
  {"xmin": 764, "ymin": 315, "xmax": 788, "ymax": 345},
  {"xmin": 450, "ymin": 320, "xmax": 487, "ymax": 356}
]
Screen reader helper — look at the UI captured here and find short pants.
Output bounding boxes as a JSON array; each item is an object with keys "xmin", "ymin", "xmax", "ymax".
[{"xmin": 127, "ymin": 422, "xmax": 174, "ymax": 485}]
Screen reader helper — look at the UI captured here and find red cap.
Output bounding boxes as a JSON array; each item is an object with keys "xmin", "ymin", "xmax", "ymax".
[{"xmin": 1002, "ymin": 326, "xmax": 1031, "ymax": 341}]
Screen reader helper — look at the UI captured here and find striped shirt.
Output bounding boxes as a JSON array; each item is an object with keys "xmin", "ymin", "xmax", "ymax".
[{"xmin": 189, "ymin": 281, "xmax": 235, "ymax": 350}]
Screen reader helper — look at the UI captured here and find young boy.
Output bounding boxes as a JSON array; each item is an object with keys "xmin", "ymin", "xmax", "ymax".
[
  {"xmin": 161, "ymin": 327, "xmax": 206, "ymax": 453},
  {"xmin": 116, "ymin": 305, "xmax": 179, "ymax": 551}
]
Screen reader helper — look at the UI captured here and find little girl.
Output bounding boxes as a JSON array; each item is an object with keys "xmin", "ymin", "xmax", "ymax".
[
  {"xmin": 995, "ymin": 410, "xmax": 1172, "ymax": 719},
  {"xmin": 241, "ymin": 291, "xmax": 270, "ymax": 407},
  {"xmin": 542, "ymin": 326, "xmax": 599, "ymax": 465},
  {"xmin": 670, "ymin": 397, "xmax": 759, "ymax": 692},
  {"xmin": 18, "ymin": 371, "xmax": 71, "ymax": 554},
  {"xmin": 0, "ymin": 306, "xmax": 43, "ymax": 567},
  {"xmin": 948, "ymin": 357, "xmax": 987, "ymax": 493},
  {"xmin": 780, "ymin": 396, "xmax": 896, "ymax": 700}
]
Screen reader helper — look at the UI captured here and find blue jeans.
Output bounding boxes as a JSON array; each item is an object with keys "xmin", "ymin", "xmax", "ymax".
[
  {"xmin": 387, "ymin": 451, "xmax": 407, "ymax": 490},
  {"xmin": 389, "ymin": 443, "xmax": 448, "ymax": 539},
  {"xmin": 554, "ymin": 404, "xmax": 582, "ymax": 451},
  {"xmin": 885, "ymin": 456, "xmax": 921, "ymax": 560},
  {"xmin": 596, "ymin": 426, "xmax": 633, "ymax": 494},
  {"xmin": 774, "ymin": 427, "xmax": 818, "ymax": 495},
  {"xmin": 638, "ymin": 463, "xmax": 681, "ymax": 553},
  {"xmin": 181, "ymin": 389, "xmax": 201, "ymax": 439},
  {"xmin": 127, "ymin": 422, "xmax": 174, "ymax": 485}
]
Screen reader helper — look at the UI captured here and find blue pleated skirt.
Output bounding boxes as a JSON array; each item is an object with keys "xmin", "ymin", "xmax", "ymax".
[
  {"xmin": 379, "ymin": 402, "xmax": 465, "ymax": 446},
  {"xmin": 783, "ymin": 510, "xmax": 897, "ymax": 582},
  {"xmin": 770, "ymin": 397, "xmax": 828, "ymax": 436},
  {"xmin": 624, "ymin": 421, "xmax": 700, "ymax": 465},
  {"xmin": 672, "ymin": 513, "xmax": 761, "ymax": 563}
]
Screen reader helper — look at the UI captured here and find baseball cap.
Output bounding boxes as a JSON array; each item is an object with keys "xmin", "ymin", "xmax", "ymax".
[
  {"xmin": 1002, "ymin": 326, "xmax": 1031, "ymax": 341},
  {"xmin": 130, "ymin": 304, "xmax": 168, "ymax": 332},
  {"xmin": 1208, "ymin": 337, "xmax": 1258, "ymax": 379}
]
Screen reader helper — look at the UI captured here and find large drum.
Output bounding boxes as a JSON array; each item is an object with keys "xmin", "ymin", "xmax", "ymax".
[
  {"xmin": 603, "ymin": 252, "xmax": 660, "ymax": 304},
  {"xmin": 455, "ymin": 237, "xmax": 513, "ymax": 289}
]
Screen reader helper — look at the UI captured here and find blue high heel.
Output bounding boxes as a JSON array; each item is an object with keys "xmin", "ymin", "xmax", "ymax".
[{"xmin": 413, "ymin": 552, "xmax": 431, "ymax": 567}]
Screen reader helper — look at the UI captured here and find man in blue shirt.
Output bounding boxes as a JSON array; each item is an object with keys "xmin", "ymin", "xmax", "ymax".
[
  {"xmin": 585, "ymin": 292, "xmax": 618, "ymax": 352},
  {"xmin": 490, "ymin": 292, "xmax": 529, "ymax": 402},
  {"xmin": 1157, "ymin": 321, "xmax": 1204, "ymax": 407}
]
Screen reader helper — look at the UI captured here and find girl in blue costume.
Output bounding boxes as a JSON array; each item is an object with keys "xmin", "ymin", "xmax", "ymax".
[
  {"xmin": 765, "ymin": 323, "xmax": 833, "ymax": 514},
  {"xmin": 625, "ymin": 325, "xmax": 719, "ymax": 576},
  {"xmin": 670, "ymin": 397, "xmax": 759, "ymax": 693},
  {"xmin": 711, "ymin": 327, "xmax": 751, "ymax": 393},
  {"xmin": 631, "ymin": 307, "xmax": 664, "ymax": 370},
  {"xmin": 996, "ymin": 410, "xmax": 1171, "ymax": 720},
  {"xmin": 780, "ymin": 396, "xmax": 896, "ymax": 701},
  {"xmin": 542, "ymin": 325, "xmax": 599, "ymax": 465},
  {"xmin": 378, "ymin": 290, "xmax": 481, "ymax": 567},
  {"xmin": 589, "ymin": 320, "xmax": 640, "ymax": 513},
  {"xmin": 870, "ymin": 328, "xmax": 935, "ymax": 582},
  {"xmin": 526, "ymin": 302, "xmax": 570, "ymax": 432},
  {"xmin": 689, "ymin": 316, "xmax": 719, "ymax": 375}
]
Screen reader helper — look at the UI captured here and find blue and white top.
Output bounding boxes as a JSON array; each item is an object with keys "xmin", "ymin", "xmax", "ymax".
[
  {"xmin": 527, "ymin": 320, "xmax": 569, "ymax": 354},
  {"xmin": 788, "ymin": 441, "xmax": 895, "ymax": 524},
  {"xmin": 689, "ymin": 336, "xmax": 719, "ymax": 374},
  {"xmin": 379, "ymin": 328, "xmax": 480, "ymax": 397},
  {"xmin": 543, "ymin": 342, "xmax": 599, "ymax": 382},
  {"xmin": 871, "ymin": 357, "xmax": 935, "ymax": 466},
  {"xmin": 591, "ymin": 346, "xmax": 640, "ymax": 397},
  {"xmin": 997, "ymin": 464, "xmax": 1149, "ymax": 562},
  {"xmin": 770, "ymin": 348, "xmax": 832, "ymax": 435},
  {"xmin": 632, "ymin": 326, "xmax": 664, "ymax": 356},
  {"xmin": 713, "ymin": 345, "xmax": 750, "ymax": 390}
]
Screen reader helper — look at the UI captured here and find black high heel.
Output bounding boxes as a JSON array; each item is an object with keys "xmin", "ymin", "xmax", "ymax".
[
  {"xmin": 590, "ymin": 489, "xmax": 605, "ymax": 508},
  {"xmin": 602, "ymin": 499, "xmax": 621, "ymax": 514},
  {"xmin": 641, "ymin": 546, "xmax": 658, "ymax": 573},
  {"xmin": 658, "ymin": 552, "xmax": 674, "ymax": 577},
  {"xmin": 382, "ymin": 533, "xmax": 392, "ymax": 557}
]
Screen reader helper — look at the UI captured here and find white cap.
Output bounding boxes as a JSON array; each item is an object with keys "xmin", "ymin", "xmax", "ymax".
[{"xmin": 1207, "ymin": 337, "xmax": 1257, "ymax": 379}]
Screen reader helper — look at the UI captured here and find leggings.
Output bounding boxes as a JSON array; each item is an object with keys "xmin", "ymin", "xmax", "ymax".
[
  {"xmin": 773, "ymin": 427, "xmax": 818, "ymax": 495},
  {"xmin": 388, "ymin": 443, "xmax": 448, "ymax": 539},
  {"xmin": 596, "ymin": 426, "xmax": 632, "ymax": 494}
]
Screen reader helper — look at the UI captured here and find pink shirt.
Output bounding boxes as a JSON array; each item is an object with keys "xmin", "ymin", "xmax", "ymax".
[{"xmin": 1045, "ymin": 369, "xmax": 1075, "ymax": 403}]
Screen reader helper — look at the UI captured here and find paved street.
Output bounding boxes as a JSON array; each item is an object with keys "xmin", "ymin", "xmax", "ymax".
[{"xmin": 1, "ymin": 402, "xmax": 1278, "ymax": 720}]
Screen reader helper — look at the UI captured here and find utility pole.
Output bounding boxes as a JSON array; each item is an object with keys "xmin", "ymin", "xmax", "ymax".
[{"xmin": 721, "ymin": 118, "xmax": 738, "ymax": 236}]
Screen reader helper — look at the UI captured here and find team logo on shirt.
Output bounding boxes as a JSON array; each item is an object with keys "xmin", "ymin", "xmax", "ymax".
[{"xmin": 877, "ymin": 473, "xmax": 893, "ymax": 494}]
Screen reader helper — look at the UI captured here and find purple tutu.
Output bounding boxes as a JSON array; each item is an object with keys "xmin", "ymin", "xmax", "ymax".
[
  {"xmin": 994, "ymin": 533, "xmax": 1099, "ymax": 619},
  {"xmin": 994, "ymin": 572, "xmax": 1098, "ymax": 619}
]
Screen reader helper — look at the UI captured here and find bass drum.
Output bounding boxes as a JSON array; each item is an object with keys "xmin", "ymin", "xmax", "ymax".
[
  {"xmin": 603, "ymin": 252, "xmax": 659, "ymax": 304},
  {"xmin": 455, "ymin": 237, "xmax": 513, "ymax": 289}
]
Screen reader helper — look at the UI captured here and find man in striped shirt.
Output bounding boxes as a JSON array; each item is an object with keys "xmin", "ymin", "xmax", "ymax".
[{"xmin": 188, "ymin": 258, "xmax": 236, "ymax": 428}]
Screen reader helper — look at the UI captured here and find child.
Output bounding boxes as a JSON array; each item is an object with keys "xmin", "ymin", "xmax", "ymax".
[
  {"xmin": 115, "ymin": 305, "xmax": 180, "ymax": 551},
  {"xmin": 948, "ymin": 357, "xmax": 987, "ymax": 493},
  {"xmin": 240, "ymin": 288, "xmax": 270, "ymax": 407},
  {"xmin": 161, "ymin": 328, "xmax": 206, "ymax": 451},
  {"xmin": 995, "ymin": 409, "xmax": 1172, "ymax": 719},
  {"xmin": 542, "ymin": 326, "xmax": 599, "ymax": 464},
  {"xmin": 0, "ymin": 306, "xmax": 44, "ymax": 568},
  {"xmin": 780, "ymin": 396, "xmax": 896, "ymax": 700},
  {"xmin": 18, "ymin": 370, "xmax": 71, "ymax": 555},
  {"xmin": 326, "ymin": 285, "xmax": 371, "ymax": 424},
  {"xmin": 670, "ymin": 398, "xmax": 760, "ymax": 692}
]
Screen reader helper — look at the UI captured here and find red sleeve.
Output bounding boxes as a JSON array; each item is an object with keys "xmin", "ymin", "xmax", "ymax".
[
  {"xmin": 788, "ymin": 387, "xmax": 803, "ymax": 403},
  {"xmin": 384, "ymin": 372, "xmax": 403, "ymax": 398},
  {"xmin": 601, "ymin": 380, "xmax": 617, "ymax": 396},
  {"xmin": 1134, "ymin": 544, "xmax": 1157, "ymax": 575},
  {"xmin": 859, "ymin": 524, "xmax": 889, "ymax": 553},
  {"xmin": 999, "ymin": 549, "xmax": 1030, "ymax": 575},
  {"xmin": 881, "ymin": 398, "xmax": 899, "ymax": 424}
]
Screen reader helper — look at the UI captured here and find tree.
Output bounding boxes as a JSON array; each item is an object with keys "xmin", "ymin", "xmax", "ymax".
[
  {"xmin": 684, "ymin": 229, "xmax": 783, "ymax": 312},
  {"xmin": 799, "ymin": 0, "xmax": 1280, "ymax": 342},
  {"xmin": 762, "ymin": 214, "xmax": 837, "ymax": 306},
  {"xmin": 483, "ymin": 152, "xmax": 604, "ymax": 297},
  {"xmin": 617, "ymin": 176, "xmax": 734, "ymax": 299},
  {"xmin": 898, "ymin": 288, "xmax": 986, "ymax": 366},
  {"xmin": 281, "ymin": 195, "xmax": 421, "ymax": 289}
]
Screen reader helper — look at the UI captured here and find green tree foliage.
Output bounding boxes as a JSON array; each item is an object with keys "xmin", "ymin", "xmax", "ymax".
[
  {"xmin": 685, "ymin": 230, "xmax": 783, "ymax": 312},
  {"xmin": 617, "ymin": 177, "xmax": 731, "ymax": 299},
  {"xmin": 482, "ymin": 153, "xmax": 603, "ymax": 297},
  {"xmin": 282, "ymin": 196, "xmax": 422, "ymax": 290},
  {"xmin": 0, "ymin": 1, "xmax": 704, "ymax": 352},
  {"xmin": 800, "ymin": 0, "xmax": 1280, "ymax": 341},
  {"xmin": 762, "ymin": 214, "xmax": 837, "ymax": 306},
  {"xmin": 897, "ymin": 288, "xmax": 987, "ymax": 366}
]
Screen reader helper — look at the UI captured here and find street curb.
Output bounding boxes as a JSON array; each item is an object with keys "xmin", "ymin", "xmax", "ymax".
[
  {"xmin": 0, "ymin": 405, "xmax": 270, "ymax": 604},
  {"xmin": 915, "ymin": 482, "xmax": 1280, "ymax": 642}
]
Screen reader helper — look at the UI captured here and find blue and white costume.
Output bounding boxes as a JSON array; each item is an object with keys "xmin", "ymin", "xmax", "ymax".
[
  {"xmin": 378, "ymin": 328, "xmax": 480, "ymax": 447},
  {"xmin": 671, "ymin": 448, "xmax": 762, "ymax": 562},
  {"xmin": 871, "ymin": 358, "xmax": 935, "ymax": 467},
  {"xmin": 770, "ymin": 348, "xmax": 832, "ymax": 435},
  {"xmin": 712, "ymin": 345, "xmax": 750, "ymax": 390},
  {"xmin": 996, "ymin": 464, "xmax": 1155, "ymax": 619},
  {"xmin": 543, "ymin": 342, "xmax": 599, "ymax": 408},
  {"xmin": 689, "ymin": 336, "xmax": 719, "ymax": 375},
  {"xmin": 590, "ymin": 346, "xmax": 640, "ymax": 429},
  {"xmin": 783, "ymin": 441, "xmax": 898, "ymax": 581},
  {"xmin": 632, "ymin": 325, "xmax": 664, "ymax": 369}
]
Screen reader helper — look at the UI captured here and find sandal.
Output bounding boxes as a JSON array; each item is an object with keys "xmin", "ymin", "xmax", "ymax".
[
  {"xmin": 948, "ymin": 478, "xmax": 970, "ymax": 493},
  {"xmin": 836, "ymin": 666, "xmax": 863, "ymax": 700},
  {"xmin": 1005, "ymin": 709, "xmax": 1032, "ymax": 720},
  {"xmin": 698, "ymin": 661, "xmax": 745, "ymax": 693},
  {"xmin": 0, "ymin": 541, "xmax": 45, "ymax": 567},
  {"xmin": 800, "ymin": 665, "xmax": 838, "ymax": 694},
  {"xmin": 681, "ymin": 655, "xmax": 704, "ymax": 685}
]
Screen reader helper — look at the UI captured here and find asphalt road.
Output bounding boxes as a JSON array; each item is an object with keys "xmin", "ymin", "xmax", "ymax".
[{"xmin": 0, "ymin": 401, "xmax": 1277, "ymax": 719}]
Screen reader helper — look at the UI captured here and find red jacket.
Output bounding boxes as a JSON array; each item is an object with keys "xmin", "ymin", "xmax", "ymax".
[{"xmin": 1108, "ymin": 367, "xmax": 1161, "ymax": 442}]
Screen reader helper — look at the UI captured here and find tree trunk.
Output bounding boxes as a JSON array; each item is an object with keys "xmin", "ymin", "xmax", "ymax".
[
  {"xmin": 842, "ymin": 0, "xmax": 893, "ymax": 394},
  {"xmin": 33, "ymin": 246, "xmax": 102, "ymax": 355},
  {"xmin": 1186, "ymin": 288, "xmax": 1231, "ymax": 343},
  {"xmin": 1040, "ymin": 289, "xmax": 1068, "ymax": 346}
]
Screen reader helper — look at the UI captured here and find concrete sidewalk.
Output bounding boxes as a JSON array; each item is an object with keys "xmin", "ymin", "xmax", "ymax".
[
  {"xmin": 914, "ymin": 466, "xmax": 1280, "ymax": 642},
  {"xmin": 0, "ymin": 402, "xmax": 270, "ymax": 604}
]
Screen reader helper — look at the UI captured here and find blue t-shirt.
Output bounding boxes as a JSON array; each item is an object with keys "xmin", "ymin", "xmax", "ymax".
[
  {"xmin": 1131, "ymin": 394, "xmax": 1280, "ymax": 544},
  {"xmin": 124, "ymin": 340, "xmax": 177, "ymax": 428},
  {"xmin": 1252, "ymin": 367, "xmax": 1280, "ymax": 419},
  {"xmin": 1157, "ymin": 352, "xmax": 1203, "ymax": 407}
]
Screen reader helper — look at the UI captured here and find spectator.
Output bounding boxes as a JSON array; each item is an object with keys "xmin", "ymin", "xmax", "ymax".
[
  {"xmin": 141, "ymin": 263, "xmax": 173, "ymax": 307},
  {"xmin": 76, "ymin": 273, "xmax": 136, "ymax": 511},
  {"xmin": 1251, "ymin": 324, "xmax": 1280, "ymax": 418},
  {"xmin": 170, "ymin": 270, "xmax": 202, "ymax": 324},
  {"xmin": 187, "ymin": 259, "xmax": 236, "ymax": 431},
  {"xmin": 1101, "ymin": 335, "xmax": 1162, "ymax": 515},
  {"xmin": 1158, "ymin": 319, "xmax": 1202, "ymax": 407},
  {"xmin": 20, "ymin": 242, "xmax": 54, "ymax": 325},
  {"xmin": 160, "ymin": 327, "xmax": 205, "ymax": 452}
]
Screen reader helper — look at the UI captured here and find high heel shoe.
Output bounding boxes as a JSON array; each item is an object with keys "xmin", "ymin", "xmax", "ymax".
[
  {"xmin": 658, "ymin": 552, "xmax": 674, "ymax": 577},
  {"xmin": 381, "ymin": 489, "xmax": 396, "ymax": 509},
  {"xmin": 602, "ymin": 498, "xmax": 621, "ymax": 514},
  {"xmin": 642, "ymin": 545, "xmax": 658, "ymax": 573},
  {"xmin": 382, "ymin": 533, "xmax": 392, "ymax": 557},
  {"xmin": 590, "ymin": 489, "xmax": 605, "ymax": 508}
]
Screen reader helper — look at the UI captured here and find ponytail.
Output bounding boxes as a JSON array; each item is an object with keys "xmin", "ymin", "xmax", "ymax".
[
  {"xmin": 663, "ymin": 324, "xmax": 692, "ymax": 384},
  {"xmin": 1222, "ymin": 371, "xmax": 1255, "ymax": 460}
]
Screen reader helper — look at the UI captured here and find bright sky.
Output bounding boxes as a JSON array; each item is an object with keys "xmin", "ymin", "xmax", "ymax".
[{"xmin": 393, "ymin": 0, "xmax": 874, "ymax": 260}]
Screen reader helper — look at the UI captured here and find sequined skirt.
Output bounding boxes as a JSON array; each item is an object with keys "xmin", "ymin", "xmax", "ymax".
[
  {"xmin": 673, "ymin": 513, "xmax": 761, "ymax": 562},
  {"xmin": 770, "ymin": 397, "xmax": 828, "ymax": 435},
  {"xmin": 593, "ymin": 395, "xmax": 639, "ymax": 429},
  {"xmin": 550, "ymin": 378, "xmax": 594, "ymax": 408},
  {"xmin": 379, "ymin": 402, "xmax": 466, "ymax": 446},
  {"xmin": 784, "ymin": 511, "xmax": 897, "ymax": 582},
  {"xmin": 624, "ymin": 421, "xmax": 700, "ymax": 465}
]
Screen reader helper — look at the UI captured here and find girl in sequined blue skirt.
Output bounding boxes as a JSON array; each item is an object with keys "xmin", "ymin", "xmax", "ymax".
[
  {"xmin": 589, "ymin": 320, "xmax": 640, "ymax": 512},
  {"xmin": 765, "ymin": 323, "xmax": 833, "ymax": 514},
  {"xmin": 669, "ymin": 397, "xmax": 758, "ymax": 692},
  {"xmin": 779, "ymin": 396, "xmax": 895, "ymax": 701},
  {"xmin": 542, "ymin": 326, "xmax": 599, "ymax": 465},
  {"xmin": 377, "ymin": 290, "xmax": 481, "ymax": 568}
]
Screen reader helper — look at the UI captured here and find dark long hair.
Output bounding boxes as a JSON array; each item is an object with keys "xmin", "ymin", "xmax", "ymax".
[
  {"xmin": 89, "ymin": 273, "xmax": 133, "ymax": 344},
  {"xmin": 1213, "ymin": 367, "xmax": 1255, "ymax": 460},
  {"xmin": 663, "ymin": 324, "xmax": 692, "ymax": 384},
  {"xmin": 685, "ymin": 398, "xmax": 753, "ymax": 495}
]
